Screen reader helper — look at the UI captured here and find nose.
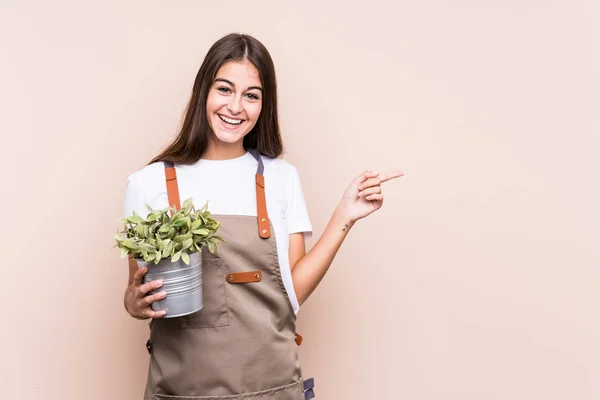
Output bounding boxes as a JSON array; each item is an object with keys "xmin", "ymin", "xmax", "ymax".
[{"xmin": 227, "ymin": 95, "xmax": 242, "ymax": 114}]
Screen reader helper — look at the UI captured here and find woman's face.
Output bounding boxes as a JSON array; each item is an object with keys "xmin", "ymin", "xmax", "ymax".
[{"xmin": 206, "ymin": 60, "xmax": 263, "ymax": 147}]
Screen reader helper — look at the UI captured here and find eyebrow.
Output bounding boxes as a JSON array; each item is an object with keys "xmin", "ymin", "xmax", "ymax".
[{"xmin": 214, "ymin": 78, "xmax": 263, "ymax": 92}]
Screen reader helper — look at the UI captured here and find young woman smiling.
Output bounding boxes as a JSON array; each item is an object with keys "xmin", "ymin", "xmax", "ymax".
[{"xmin": 123, "ymin": 33, "xmax": 402, "ymax": 400}]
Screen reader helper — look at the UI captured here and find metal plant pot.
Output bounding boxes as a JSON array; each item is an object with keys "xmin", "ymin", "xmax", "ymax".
[{"xmin": 135, "ymin": 251, "xmax": 203, "ymax": 318}]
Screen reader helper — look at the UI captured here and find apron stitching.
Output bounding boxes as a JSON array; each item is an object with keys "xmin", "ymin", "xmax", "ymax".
[
  {"xmin": 268, "ymin": 222, "xmax": 297, "ymax": 319},
  {"xmin": 153, "ymin": 377, "xmax": 304, "ymax": 399}
]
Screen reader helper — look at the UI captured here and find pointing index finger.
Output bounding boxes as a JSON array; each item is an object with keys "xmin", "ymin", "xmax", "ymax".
[{"xmin": 378, "ymin": 171, "xmax": 404, "ymax": 183}]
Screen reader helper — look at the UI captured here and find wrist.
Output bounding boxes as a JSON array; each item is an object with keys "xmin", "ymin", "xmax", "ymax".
[{"xmin": 334, "ymin": 204, "xmax": 356, "ymax": 229}]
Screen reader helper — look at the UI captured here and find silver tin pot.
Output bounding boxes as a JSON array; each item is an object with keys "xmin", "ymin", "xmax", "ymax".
[{"xmin": 135, "ymin": 251, "xmax": 203, "ymax": 318}]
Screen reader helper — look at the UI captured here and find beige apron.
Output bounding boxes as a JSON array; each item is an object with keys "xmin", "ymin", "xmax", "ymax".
[{"xmin": 142, "ymin": 150, "xmax": 315, "ymax": 400}]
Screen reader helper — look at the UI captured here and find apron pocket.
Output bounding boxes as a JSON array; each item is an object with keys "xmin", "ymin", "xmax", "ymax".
[{"xmin": 180, "ymin": 258, "xmax": 229, "ymax": 329}]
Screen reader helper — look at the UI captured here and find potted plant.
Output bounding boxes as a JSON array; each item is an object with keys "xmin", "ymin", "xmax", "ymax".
[{"xmin": 114, "ymin": 198, "xmax": 225, "ymax": 318}]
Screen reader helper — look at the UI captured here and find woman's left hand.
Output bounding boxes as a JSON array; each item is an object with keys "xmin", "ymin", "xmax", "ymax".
[{"xmin": 339, "ymin": 170, "xmax": 404, "ymax": 223}]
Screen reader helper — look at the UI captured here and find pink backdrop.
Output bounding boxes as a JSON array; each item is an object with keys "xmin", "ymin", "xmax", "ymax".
[{"xmin": 1, "ymin": 1, "xmax": 599, "ymax": 399}]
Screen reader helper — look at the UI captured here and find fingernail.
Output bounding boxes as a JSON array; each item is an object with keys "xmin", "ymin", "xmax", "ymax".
[
  {"xmin": 159, "ymin": 292, "xmax": 167, "ymax": 298},
  {"xmin": 358, "ymin": 185, "xmax": 363, "ymax": 190},
  {"xmin": 358, "ymin": 191, "xmax": 363, "ymax": 197},
  {"xmin": 156, "ymin": 280, "xmax": 163, "ymax": 287}
]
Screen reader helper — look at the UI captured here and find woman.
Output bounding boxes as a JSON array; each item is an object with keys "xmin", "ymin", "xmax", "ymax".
[{"xmin": 123, "ymin": 33, "xmax": 402, "ymax": 400}]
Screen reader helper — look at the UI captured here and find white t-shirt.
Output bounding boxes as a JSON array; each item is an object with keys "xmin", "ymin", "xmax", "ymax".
[{"xmin": 123, "ymin": 151, "xmax": 312, "ymax": 314}]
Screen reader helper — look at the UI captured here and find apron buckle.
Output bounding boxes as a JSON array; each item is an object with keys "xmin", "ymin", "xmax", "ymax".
[{"xmin": 303, "ymin": 378, "xmax": 315, "ymax": 400}]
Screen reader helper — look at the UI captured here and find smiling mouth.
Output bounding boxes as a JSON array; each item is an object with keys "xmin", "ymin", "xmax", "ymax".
[{"xmin": 218, "ymin": 114, "xmax": 244, "ymax": 125}]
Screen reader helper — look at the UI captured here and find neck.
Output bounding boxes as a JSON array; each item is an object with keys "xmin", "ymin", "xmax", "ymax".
[{"xmin": 203, "ymin": 141, "xmax": 246, "ymax": 160}]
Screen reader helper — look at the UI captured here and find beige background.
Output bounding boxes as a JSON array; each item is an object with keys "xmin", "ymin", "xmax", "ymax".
[{"xmin": 1, "ymin": 1, "xmax": 599, "ymax": 399}]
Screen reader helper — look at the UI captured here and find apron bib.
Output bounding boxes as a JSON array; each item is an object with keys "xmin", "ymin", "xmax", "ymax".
[{"xmin": 142, "ymin": 150, "xmax": 315, "ymax": 400}]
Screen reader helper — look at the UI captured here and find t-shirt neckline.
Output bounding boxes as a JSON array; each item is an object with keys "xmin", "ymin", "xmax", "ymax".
[{"xmin": 195, "ymin": 151, "xmax": 252, "ymax": 166}]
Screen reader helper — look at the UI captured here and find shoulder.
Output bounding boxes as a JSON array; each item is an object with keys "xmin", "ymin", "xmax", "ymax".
[
  {"xmin": 261, "ymin": 156, "xmax": 308, "ymax": 199},
  {"xmin": 126, "ymin": 162, "xmax": 166, "ymax": 188},
  {"xmin": 262, "ymin": 156, "xmax": 299, "ymax": 178}
]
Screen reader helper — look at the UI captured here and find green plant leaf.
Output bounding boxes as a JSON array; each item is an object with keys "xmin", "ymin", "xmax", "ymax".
[
  {"xmin": 182, "ymin": 198, "xmax": 193, "ymax": 214},
  {"xmin": 158, "ymin": 223, "xmax": 172, "ymax": 233},
  {"xmin": 127, "ymin": 215, "xmax": 144, "ymax": 224},
  {"xmin": 163, "ymin": 242, "xmax": 174, "ymax": 258},
  {"xmin": 123, "ymin": 239, "xmax": 139, "ymax": 249},
  {"xmin": 114, "ymin": 232, "xmax": 127, "ymax": 241},
  {"xmin": 172, "ymin": 250, "xmax": 182, "ymax": 262},
  {"xmin": 141, "ymin": 243, "xmax": 153, "ymax": 252},
  {"xmin": 199, "ymin": 201, "xmax": 209, "ymax": 214},
  {"xmin": 161, "ymin": 212, "xmax": 169, "ymax": 224},
  {"xmin": 120, "ymin": 247, "xmax": 129, "ymax": 258},
  {"xmin": 181, "ymin": 251, "xmax": 190, "ymax": 265},
  {"xmin": 192, "ymin": 229, "xmax": 209, "ymax": 236},
  {"xmin": 149, "ymin": 221, "xmax": 160, "ymax": 233},
  {"xmin": 173, "ymin": 218, "xmax": 187, "ymax": 227},
  {"xmin": 134, "ymin": 224, "xmax": 145, "ymax": 238},
  {"xmin": 208, "ymin": 242, "xmax": 215, "ymax": 254},
  {"xmin": 212, "ymin": 235, "xmax": 226, "ymax": 242},
  {"xmin": 191, "ymin": 219, "xmax": 202, "ymax": 230},
  {"xmin": 182, "ymin": 238, "xmax": 193, "ymax": 250}
]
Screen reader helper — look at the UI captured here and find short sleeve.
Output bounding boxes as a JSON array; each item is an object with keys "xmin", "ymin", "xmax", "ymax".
[
  {"xmin": 123, "ymin": 173, "xmax": 149, "ymax": 219},
  {"xmin": 285, "ymin": 166, "xmax": 313, "ymax": 239}
]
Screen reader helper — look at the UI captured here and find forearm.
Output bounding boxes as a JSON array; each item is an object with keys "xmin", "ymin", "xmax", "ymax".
[{"xmin": 292, "ymin": 204, "xmax": 355, "ymax": 305}]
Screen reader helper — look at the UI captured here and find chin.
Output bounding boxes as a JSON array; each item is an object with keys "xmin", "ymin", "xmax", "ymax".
[{"xmin": 213, "ymin": 133, "xmax": 245, "ymax": 144}]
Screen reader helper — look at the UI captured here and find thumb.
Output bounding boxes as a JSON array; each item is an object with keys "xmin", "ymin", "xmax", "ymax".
[{"xmin": 133, "ymin": 264, "xmax": 147, "ymax": 285}]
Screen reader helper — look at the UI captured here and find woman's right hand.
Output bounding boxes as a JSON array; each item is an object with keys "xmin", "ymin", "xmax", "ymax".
[{"xmin": 124, "ymin": 266, "xmax": 167, "ymax": 319}]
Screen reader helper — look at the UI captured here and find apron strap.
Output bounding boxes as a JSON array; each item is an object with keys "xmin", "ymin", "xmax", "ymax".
[
  {"xmin": 303, "ymin": 378, "xmax": 316, "ymax": 400},
  {"xmin": 248, "ymin": 149, "xmax": 271, "ymax": 239},
  {"xmin": 164, "ymin": 161, "xmax": 181, "ymax": 216}
]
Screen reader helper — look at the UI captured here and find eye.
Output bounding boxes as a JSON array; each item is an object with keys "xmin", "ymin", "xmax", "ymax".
[
  {"xmin": 245, "ymin": 93, "xmax": 260, "ymax": 100},
  {"xmin": 217, "ymin": 86, "xmax": 232, "ymax": 94}
]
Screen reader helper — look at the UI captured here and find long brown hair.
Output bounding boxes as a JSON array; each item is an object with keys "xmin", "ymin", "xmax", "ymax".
[{"xmin": 149, "ymin": 33, "xmax": 283, "ymax": 165}]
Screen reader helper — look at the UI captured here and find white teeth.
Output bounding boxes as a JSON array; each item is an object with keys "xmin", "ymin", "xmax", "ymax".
[{"xmin": 219, "ymin": 115, "xmax": 243, "ymax": 125}]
